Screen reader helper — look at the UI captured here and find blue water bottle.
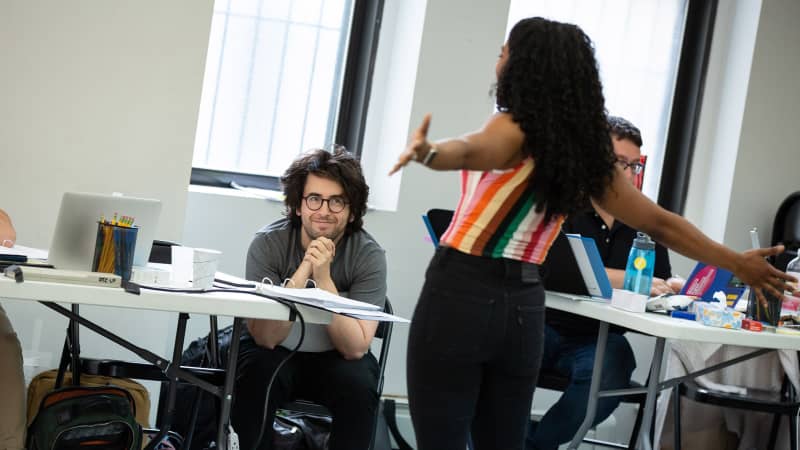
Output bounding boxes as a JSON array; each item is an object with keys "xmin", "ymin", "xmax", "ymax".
[{"xmin": 623, "ymin": 232, "xmax": 656, "ymax": 295}]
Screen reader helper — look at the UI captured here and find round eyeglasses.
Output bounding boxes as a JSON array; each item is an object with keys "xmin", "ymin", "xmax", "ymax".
[
  {"xmin": 303, "ymin": 194, "xmax": 348, "ymax": 213},
  {"xmin": 615, "ymin": 158, "xmax": 645, "ymax": 175}
]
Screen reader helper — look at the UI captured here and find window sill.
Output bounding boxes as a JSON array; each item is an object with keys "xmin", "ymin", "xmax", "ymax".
[{"xmin": 188, "ymin": 184, "xmax": 284, "ymax": 203}]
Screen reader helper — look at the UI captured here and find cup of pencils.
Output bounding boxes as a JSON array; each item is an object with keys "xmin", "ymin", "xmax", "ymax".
[{"xmin": 92, "ymin": 215, "xmax": 138, "ymax": 282}]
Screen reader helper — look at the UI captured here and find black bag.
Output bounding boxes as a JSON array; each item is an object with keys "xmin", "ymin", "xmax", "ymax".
[
  {"xmin": 172, "ymin": 327, "xmax": 393, "ymax": 450},
  {"xmin": 273, "ymin": 409, "xmax": 332, "ymax": 450},
  {"xmin": 27, "ymin": 385, "xmax": 142, "ymax": 450},
  {"xmin": 166, "ymin": 326, "xmax": 235, "ymax": 450}
]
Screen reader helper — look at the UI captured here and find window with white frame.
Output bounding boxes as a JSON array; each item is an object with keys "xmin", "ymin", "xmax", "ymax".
[
  {"xmin": 191, "ymin": 0, "xmax": 381, "ymax": 190},
  {"xmin": 507, "ymin": 0, "xmax": 688, "ymax": 200}
]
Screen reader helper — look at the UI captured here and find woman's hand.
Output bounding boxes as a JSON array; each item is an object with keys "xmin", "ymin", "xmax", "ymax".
[
  {"xmin": 734, "ymin": 245, "xmax": 798, "ymax": 306},
  {"xmin": 389, "ymin": 114, "xmax": 432, "ymax": 175}
]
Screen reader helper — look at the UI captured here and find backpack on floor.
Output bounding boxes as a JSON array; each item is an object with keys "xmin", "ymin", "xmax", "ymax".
[
  {"xmin": 26, "ymin": 369, "xmax": 151, "ymax": 428},
  {"xmin": 27, "ymin": 385, "xmax": 142, "ymax": 450}
]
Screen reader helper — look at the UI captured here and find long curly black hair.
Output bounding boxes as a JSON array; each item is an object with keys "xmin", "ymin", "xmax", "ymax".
[{"xmin": 496, "ymin": 17, "xmax": 616, "ymax": 221}]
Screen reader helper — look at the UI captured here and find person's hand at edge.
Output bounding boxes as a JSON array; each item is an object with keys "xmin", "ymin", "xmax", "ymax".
[
  {"xmin": 0, "ymin": 208, "xmax": 16, "ymax": 247},
  {"xmin": 389, "ymin": 113, "xmax": 433, "ymax": 175}
]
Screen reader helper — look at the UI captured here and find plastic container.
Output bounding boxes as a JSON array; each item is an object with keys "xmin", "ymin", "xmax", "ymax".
[
  {"xmin": 787, "ymin": 251, "xmax": 800, "ymax": 293},
  {"xmin": 91, "ymin": 222, "xmax": 138, "ymax": 281},
  {"xmin": 623, "ymin": 232, "xmax": 656, "ymax": 296}
]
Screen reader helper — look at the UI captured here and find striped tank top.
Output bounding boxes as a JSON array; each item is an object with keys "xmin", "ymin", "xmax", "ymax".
[{"xmin": 439, "ymin": 157, "xmax": 564, "ymax": 264}]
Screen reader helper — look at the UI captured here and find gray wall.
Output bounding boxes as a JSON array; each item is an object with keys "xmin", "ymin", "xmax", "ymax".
[{"xmin": 722, "ymin": 0, "xmax": 800, "ymax": 250}]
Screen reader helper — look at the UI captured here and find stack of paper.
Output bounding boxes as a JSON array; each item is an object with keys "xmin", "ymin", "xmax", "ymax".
[
  {"xmin": 258, "ymin": 284, "xmax": 380, "ymax": 310},
  {"xmin": 0, "ymin": 245, "xmax": 49, "ymax": 261},
  {"xmin": 256, "ymin": 284, "xmax": 409, "ymax": 322}
]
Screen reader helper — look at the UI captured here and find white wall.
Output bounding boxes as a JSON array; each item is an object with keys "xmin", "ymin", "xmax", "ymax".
[
  {"xmin": 722, "ymin": 0, "xmax": 800, "ymax": 250},
  {"xmin": 0, "ymin": 0, "xmax": 214, "ymax": 424},
  {"xmin": 674, "ymin": 0, "xmax": 800, "ymax": 273}
]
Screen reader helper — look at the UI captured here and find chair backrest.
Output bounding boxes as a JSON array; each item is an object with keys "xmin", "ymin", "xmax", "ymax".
[
  {"xmin": 374, "ymin": 298, "xmax": 393, "ymax": 395},
  {"xmin": 771, "ymin": 191, "xmax": 800, "ymax": 250},
  {"xmin": 425, "ymin": 208, "xmax": 454, "ymax": 242},
  {"xmin": 769, "ymin": 192, "xmax": 800, "ymax": 272}
]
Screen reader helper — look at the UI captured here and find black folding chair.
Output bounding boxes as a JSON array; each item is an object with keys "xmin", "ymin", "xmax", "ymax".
[{"xmin": 672, "ymin": 372, "xmax": 800, "ymax": 450}]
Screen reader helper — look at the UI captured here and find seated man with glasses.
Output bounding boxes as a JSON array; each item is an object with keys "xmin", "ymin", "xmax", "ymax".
[
  {"xmin": 233, "ymin": 148, "xmax": 387, "ymax": 450},
  {"xmin": 526, "ymin": 117, "xmax": 682, "ymax": 450}
]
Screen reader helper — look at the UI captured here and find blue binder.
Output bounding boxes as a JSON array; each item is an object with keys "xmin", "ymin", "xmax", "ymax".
[{"xmin": 565, "ymin": 233, "xmax": 613, "ymax": 299}]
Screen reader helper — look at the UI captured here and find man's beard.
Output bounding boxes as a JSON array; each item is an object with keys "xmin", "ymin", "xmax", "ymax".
[{"xmin": 303, "ymin": 222, "xmax": 344, "ymax": 242}]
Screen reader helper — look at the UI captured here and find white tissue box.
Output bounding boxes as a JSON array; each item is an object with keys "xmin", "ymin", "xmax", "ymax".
[
  {"xmin": 171, "ymin": 247, "xmax": 222, "ymax": 289},
  {"xmin": 611, "ymin": 288, "xmax": 648, "ymax": 313}
]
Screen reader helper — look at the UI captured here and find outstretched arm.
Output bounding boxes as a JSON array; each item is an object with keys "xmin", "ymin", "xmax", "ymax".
[
  {"xmin": 389, "ymin": 112, "xmax": 526, "ymax": 175},
  {"xmin": 596, "ymin": 170, "xmax": 795, "ymax": 305}
]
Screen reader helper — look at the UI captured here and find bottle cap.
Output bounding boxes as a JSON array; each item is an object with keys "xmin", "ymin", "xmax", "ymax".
[{"xmin": 632, "ymin": 232, "xmax": 655, "ymax": 251}]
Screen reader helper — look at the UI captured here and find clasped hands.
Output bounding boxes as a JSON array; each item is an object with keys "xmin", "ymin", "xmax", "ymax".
[{"xmin": 298, "ymin": 237, "xmax": 336, "ymax": 285}]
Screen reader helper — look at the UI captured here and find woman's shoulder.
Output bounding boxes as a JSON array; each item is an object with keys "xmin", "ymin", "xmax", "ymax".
[{"xmin": 486, "ymin": 111, "xmax": 520, "ymax": 129}]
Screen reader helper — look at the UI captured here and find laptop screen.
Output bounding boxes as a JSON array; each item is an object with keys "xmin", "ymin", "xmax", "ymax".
[
  {"xmin": 48, "ymin": 192, "xmax": 162, "ymax": 271},
  {"xmin": 539, "ymin": 232, "xmax": 591, "ymax": 296}
]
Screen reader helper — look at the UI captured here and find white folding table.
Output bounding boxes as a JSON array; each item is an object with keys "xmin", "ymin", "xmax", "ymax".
[
  {"xmin": 545, "ymin": 292, "xmax": 800, "ymax": 450},
  {"xmin": 0, "ymin": 276, "xmax": 333, "ymax": 449}
]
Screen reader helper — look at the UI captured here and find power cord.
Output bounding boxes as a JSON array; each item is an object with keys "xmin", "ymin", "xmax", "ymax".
[{"xmin": 253, "ymin": 307, "xmax": 305, "ymax": 449}]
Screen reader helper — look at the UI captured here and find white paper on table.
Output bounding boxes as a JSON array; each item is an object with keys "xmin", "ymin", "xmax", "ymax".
[
  {"xmin": 214, "ymin": 272, "xmax": 257, "ymax": 288},
  {"xmin": 257, "ymin": 284, "xmax": 381, "ymax": 311},
  {"xmin": 0, "ymin": 244, "xmax": 49, "ymax": 260},
  {"xmin": 325, "ymin": 306, "xmax": 410, "ymax": 322}
]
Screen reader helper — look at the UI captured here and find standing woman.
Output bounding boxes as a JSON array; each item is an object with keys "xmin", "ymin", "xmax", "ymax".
[{"xmin": 390, "ymin": 17, "xmax": 793, "ymax": 450}]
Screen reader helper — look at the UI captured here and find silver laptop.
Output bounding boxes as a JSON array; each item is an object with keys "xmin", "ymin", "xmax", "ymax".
[{"xmin": 48, "ymin": 192, "xmax": 163, "ymax": 270}]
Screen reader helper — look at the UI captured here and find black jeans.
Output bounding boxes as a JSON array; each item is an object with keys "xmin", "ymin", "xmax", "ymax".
[
  {"xmin": 232, "ymin": 337, "xmax": 379, "ymax": 450},
  {"xmin": 407, "ymin": 247, "xmax": 546, "ymax": 450}
]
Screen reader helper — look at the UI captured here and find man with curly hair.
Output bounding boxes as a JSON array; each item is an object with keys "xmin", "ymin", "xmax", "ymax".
[
  {"xmin": 526, "ymin": 117, "xmax": 682, "ymax": 450},
  {"xmin": 232, "ymin": 149, "xmax": 387, "ymax": 450}
]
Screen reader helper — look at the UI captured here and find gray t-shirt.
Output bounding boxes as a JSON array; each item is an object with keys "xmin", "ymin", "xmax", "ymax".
[{"xmin": 245, "ymin": 218, "xmax": 387, "ymax": 351}]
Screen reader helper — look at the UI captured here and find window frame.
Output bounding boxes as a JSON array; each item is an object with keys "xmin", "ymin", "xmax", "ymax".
[
  {"xmin": 657, "ymin": 0, "xmax": 719, "ymax": 213},
  {"xmin": 190, "ymin": 0, "xmax": 385, "ymax": 192}
]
